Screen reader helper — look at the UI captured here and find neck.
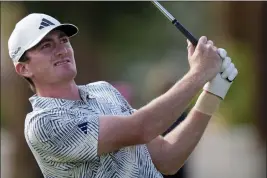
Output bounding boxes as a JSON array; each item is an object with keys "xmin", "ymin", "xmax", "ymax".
[{"xmin": 35, "ymin": 81, "xmax": 81, "ymax": 100}]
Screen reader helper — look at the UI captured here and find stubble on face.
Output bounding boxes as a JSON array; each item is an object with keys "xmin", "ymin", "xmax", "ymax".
[{"xmin": 25, "ymin": 30, "xmax": 78, "ymax": 85}]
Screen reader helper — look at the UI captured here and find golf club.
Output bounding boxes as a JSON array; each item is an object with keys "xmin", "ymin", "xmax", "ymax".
[
  {"xmin": 151, "ymin": 1, "xmax": 198, "ymax": 46},
  {"xmin": 151, "ymin": 1, "xmax": 234, "ymax": 82}
]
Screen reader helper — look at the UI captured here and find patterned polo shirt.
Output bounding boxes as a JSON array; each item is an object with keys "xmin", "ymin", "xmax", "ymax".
[{"xmin": 24, "ymin": 81, "xmax": 163, "ymax": 178}]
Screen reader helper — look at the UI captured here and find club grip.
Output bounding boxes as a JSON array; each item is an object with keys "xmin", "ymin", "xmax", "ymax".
[{"xmin": 172, "ymin": 19, "xmax": 198, "ymax": 46}]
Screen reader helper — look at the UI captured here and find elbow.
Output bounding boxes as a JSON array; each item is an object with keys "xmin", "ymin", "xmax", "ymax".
[
  {"xmin": 138, "ymin": 124, "xmax": 152, "ymax": 144},
  {"xmin": 132, "ymin": 111, "xmax": 154, "ymax": 144},
  {"xmin": 158, "ymin": 161, "xmax": 183, "ymax": 175},
  {"xmin": 141, "ymin": 132, "xmax": 153, "ymax": 144},
  {"xmin": 139, "ymin": 122, "xmax": 158, "ymax": 144},
  {"xmin": 160, "ymin": 166, "xmax": 179, "ymax": 176},
  {"xmin": 164, "ymin": 169, "xmax": 179, "ymax": 176}
]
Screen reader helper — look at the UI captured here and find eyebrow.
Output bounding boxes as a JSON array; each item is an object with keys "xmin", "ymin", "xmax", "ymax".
[{"xmin": 36, "ymin": 31, "xmax": 67, "ymax": 48}]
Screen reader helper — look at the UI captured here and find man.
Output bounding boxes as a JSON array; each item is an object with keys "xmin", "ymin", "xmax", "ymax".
[{"xmin": 8, "ymin": 13, "xmax": 238, "ymax": 178}]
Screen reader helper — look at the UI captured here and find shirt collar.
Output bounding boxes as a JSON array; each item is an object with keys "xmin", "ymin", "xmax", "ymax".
[
  {"xmin": 78, "ymin": 85, "xmax": 96, "ymax": 100},
  {"xmin": 29, "ymin": 85, "xmax": 96, "ymax": 110}
]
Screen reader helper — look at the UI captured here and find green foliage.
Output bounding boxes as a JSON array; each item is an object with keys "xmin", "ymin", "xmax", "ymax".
[{"xmin": 219, "ymin": 41, "xmax": 257, "ymax": 126}]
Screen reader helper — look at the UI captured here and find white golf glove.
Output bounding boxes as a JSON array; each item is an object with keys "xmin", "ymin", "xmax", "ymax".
[{"xmin": 203, "ymin": 48, "xmax": 238, "ymax": 99}]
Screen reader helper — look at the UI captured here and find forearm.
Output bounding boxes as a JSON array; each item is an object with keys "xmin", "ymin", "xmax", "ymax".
[
  {"xmin": 162, "ymin": 91, "xmax": 221, "ymax": 173},
  {"xmin": 134, "ymin": 71, "xmax": 207, "ymax": 142}
]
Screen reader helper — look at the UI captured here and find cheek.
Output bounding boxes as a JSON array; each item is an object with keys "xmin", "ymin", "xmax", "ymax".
[
  {"xmin": 29, "ymin": 58, "xmax": 52, "ymax": 74},
  {"xmin": 66, "ymin": 44, "xmax": 74, "ymax": 55}
]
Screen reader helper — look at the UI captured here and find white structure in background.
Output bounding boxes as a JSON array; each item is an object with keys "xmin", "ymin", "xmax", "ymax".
[
  {"xmin": 1, "ymin": 129, "xmax": 16, "ymax": 178},
  {"xmin": 188, "ymin": 121, "xmax": 266, "ymax": 178}
]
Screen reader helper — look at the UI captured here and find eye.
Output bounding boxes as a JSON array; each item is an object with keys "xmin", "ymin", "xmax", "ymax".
[
  {"xmin": 41, "ymin": 43, "xmax": 51, "ymax": 49},
  {"xmin": 61, "ymin": 37, "xmax": 69, "ymax": 43}
]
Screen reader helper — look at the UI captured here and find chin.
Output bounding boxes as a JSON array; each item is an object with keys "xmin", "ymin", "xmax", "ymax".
[
  {"xmin": 65, "ymin": 70, "xmax": 77, "ymax": 80},
  {"xmin": 58, "ymin": 69, "xmax": 77, "ymax": 82}
]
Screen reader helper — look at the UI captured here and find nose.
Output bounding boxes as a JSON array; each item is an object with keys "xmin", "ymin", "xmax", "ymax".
[{"xmin": 55, "ymin": 44, "xmax": 68, "ymax": 57}]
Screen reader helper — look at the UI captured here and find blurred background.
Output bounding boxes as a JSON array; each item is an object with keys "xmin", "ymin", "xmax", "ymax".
[{"xmin": 1, "ymin": 1, "xmax": 266, "ymax": 178}]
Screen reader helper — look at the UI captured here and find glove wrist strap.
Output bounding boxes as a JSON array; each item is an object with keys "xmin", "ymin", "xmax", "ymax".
[{"xmin": 194, "ymin": 91, "xmax": 222, "ymax": 116}]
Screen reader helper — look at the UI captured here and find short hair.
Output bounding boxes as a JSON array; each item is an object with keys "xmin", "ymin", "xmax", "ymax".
[{"xmin": 19, "ymin": 53, "xmax": 36, "ymax": 92}]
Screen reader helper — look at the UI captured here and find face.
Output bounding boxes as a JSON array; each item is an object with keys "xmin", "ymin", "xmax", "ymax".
[{"xmin": 16, "ymin": 30, "xmax": 77, "ymax": 86}]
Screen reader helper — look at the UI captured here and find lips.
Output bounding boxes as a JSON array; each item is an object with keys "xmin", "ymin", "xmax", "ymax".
[{"xmin": 54, "ymin": 59, "xmax": 70, "ymax": 66}]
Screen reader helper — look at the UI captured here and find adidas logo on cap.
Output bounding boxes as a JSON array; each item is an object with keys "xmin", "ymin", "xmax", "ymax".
[{"xmin": 39, "ymin": 18, "xmax": 55, "ymax": 29}]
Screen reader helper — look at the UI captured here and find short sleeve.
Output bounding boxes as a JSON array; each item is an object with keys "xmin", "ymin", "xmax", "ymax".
[{"xmin": 27, "ymin": 110, "xmax": 100, "ymax": 163}]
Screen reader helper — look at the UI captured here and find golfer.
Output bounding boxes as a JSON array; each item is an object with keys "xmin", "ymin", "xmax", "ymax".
[{"xmin": 8, "ymin": 13, "xmax": 238, "ymax": 178}]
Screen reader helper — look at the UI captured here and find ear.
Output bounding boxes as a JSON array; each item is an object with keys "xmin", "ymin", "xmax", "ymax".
[{"xmin": 15, "ymin": 62, "xmax": 33, "ymax": 78}]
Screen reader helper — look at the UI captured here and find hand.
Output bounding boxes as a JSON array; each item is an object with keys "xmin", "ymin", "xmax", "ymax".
[
  {"xmin": 187, "ymin": 36, "xmax": 222, "ymax": 82},
  {"xmin": 203, "ymin": 48, "xmax": 238, "ymax": 99}
]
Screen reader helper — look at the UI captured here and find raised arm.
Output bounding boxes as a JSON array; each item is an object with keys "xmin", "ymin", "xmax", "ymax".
[
  {"xmin": 98, "ymin": 36, "xmax": 223, "ymax": 155},
  {"xmin": 146, "ymin": 45, "xmax": 238, "ymax": 175},
  {"xmin": 98, "ymin": 70, "xmax": 206, "ymax": 155}
]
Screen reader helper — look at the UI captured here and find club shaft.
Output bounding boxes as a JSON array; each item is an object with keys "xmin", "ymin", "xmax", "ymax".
[
  {"xmin": 151, "ymin": 1, "xmax": 198, "ymax": 46},
  {"xmin": 151, "ymin": 1, "xmax": 175, "ymax": 22}
]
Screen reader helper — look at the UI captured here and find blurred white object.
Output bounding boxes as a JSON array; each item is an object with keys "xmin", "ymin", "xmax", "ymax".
[
  {"xmin": 187, "ymin": 123, "xmax": 266, "ymax": 178},
  {"xmin": 1, "ymin": 129, "xmax": 16, "ymax": 178}
]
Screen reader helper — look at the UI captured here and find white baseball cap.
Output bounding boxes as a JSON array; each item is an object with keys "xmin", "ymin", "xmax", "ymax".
[{"xmin": 8, "ymin": 13, "xmax": 78, "ymax": 62}]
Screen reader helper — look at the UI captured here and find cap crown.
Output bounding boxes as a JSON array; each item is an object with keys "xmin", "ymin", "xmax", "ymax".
[{"xmin": 8, "ymin": 13, "xmax": 61, "ymax": 62}]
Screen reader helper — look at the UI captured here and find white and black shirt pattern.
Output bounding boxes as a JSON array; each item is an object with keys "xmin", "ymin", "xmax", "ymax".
[{"xmin": 25, "ymin": 81, "xmax": 163, "ymax": 178}]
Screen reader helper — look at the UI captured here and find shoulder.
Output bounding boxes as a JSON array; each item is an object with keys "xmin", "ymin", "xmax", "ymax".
[
  {"xmin": 25, "ymin": 109, "xmax": 52, "ymax": 143},
  {"xmin": 83, "ymin": 81, "xmax": 119, "ymax": 97},
  {"xmin": 86, "ymin": 81, "xmax": 115, "ymax": 90},
  {"xmin": 24, "ymin": 108, "xmax": 71, "ymax": 143}
]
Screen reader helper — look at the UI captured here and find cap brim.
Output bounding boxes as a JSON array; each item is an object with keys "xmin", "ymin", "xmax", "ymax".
[
  {"xmin": 20, "ymin": 24, "xmax": 78, "ymax": 61},
  {"xmin": 53, "ymin": 23, "xmax": 78, "ymax": 38}
]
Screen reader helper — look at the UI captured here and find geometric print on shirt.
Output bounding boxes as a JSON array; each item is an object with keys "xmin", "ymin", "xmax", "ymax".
[{"xmin": 24, "ymin": 81, "xmax": 164, "ymax": 178}]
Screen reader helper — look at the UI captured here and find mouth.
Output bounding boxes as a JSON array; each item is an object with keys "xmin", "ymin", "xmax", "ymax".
[{"xmin": 54, "ymin": 59, "xmax": 70, "ymax": 66}]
